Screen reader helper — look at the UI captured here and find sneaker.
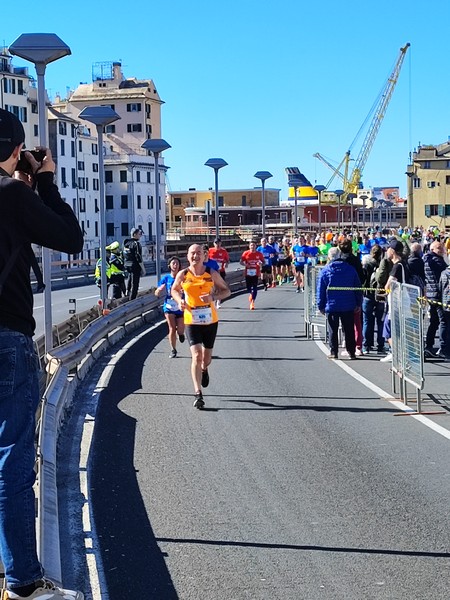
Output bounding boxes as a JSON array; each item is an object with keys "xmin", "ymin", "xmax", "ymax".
[
  {"xmin": 341, "ymin": 349, "xmax": 350, "ymax": 357},
  {"xmin": 296, "ymin": 287, "xmax": 300, "ymax": 293},
  {"xmin": 355, "ymin": 348, "xmax": 363, "ymax": 357},
  {"xmin": 179, "ymin": 333, "xmax": 185, "ymax": 343},
  {"xmin": 193, "ymin": 392, "xmax": 205, "ymax": 409},
  {"xmin": 250, "ymin": 301, "xmax": 255, "ymax": 310},
  {"xmin": 327, "ymin": 353, "xmax": 338, "ymax": 359},
  {"xmin": 4, "ymin": 579, "xmax": 84, "ymax": 599},
  {"xmin": 424, "ymin": 347, "xmax": 438, "ymax": 359},
  {"xmin": 201, "ymin": 369, "xmax": 209, "ymax": 388},
  {"xmin": 380, "ymin": 353, "xmax": 392, "ymax": 362},
  {"xmin": 436, "ymin": 349, "xmax": 450, "ymax": 360},
  {"xmin": 271, "ymin": 282, "xmax": 276, "ymax": 288},
  {"xmin": 215, "ymin": 299, "xmax": 221, "ymax": 309},
  {"xmin": 169, "ymin": 349, "xmax": 177, "ymax": 358}
]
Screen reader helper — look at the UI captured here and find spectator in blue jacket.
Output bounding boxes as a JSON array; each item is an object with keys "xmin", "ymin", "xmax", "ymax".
[{"xmin": 317, "ymin": 247, "xmax": 363, "ymax": 359}]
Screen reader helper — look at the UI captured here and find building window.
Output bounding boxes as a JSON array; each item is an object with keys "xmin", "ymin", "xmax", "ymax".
[
  {"xmin": 91, "ymin": 143, "xmax": 98, "ymax": 155},
  {"xmin": 94, "ymin": 198, "xmax": 99, "ymax": 213},
  {"xmin": 95, "ymin": 221, "xmax": 99, "ymax": 237},
  {"xmin": 423, "ymin": 161, "xmax": 431, "ymax": 169},
  {"xmin": 79, "ymin": 198, "xmax": 86, "ymax": 213},
  {"xmin": 148, "ymin": 195, "xmax": 153, "ymax": 209},
  {"xmin": 137, "ymin": 195, "xmax": 142, "ymax": 209},
  {"xmin": 121, "ymin": 195, "xmax": 128, "ymax": 209},
  {"xmin": 105, "ymin": 195, "xmax": 114, "ymax": 209},
  {"xmin": 136, "ymin": 171, "xmax": 140, "ymax": 182},
  {"xmin": 424, "ymin": 205, "xmax": 439, "ymax": 217},
  {"xmin": 127, "ymin": 123, "xmax": 142, "ymax": 132},
  {"xmin": 242, "ymin": 195, "xmax": 247, "ymax": 206},
  {"xmin": 71, "ymin": 141, "xmax": 75, "ymax": 157},
  {"xmin": 105, "ymin": 124, "xmax": 116, "ymax": 134},
  {"xmin": 218, "ymin": 196, "xmax": 224, "ymax": 207},
  {"xmin": 446, "ymin": 176, "xmax": 450, "ymax": 185},
  {"xmin": 93, "ymin": 179, "xmax": 99, "ymax": 191},
  {"xmin": 106, "ymin": 223, "xmax": 114, "ymax": 236},
  {"xmin": 78, "ymin": 177, "xmax": 85, "ymax": 190},
  {"xmin": 78, "ymin": 140, "xmax": 82, "ymax": 152},
  {"xmin": 146, "ymin": 124, "xmax": 152, "ymax": 136},
  {"xmin": 31, "ymin": 103, "xmax": 38, "ymax": 114},
  {"xmin": 93, "ymin": 163, "xmax": 99, "ymax": 173},
  {"xmin": 60, "ymin": 139, "xmax": 65, "ymax": 156},
  {"xmin": 174, "ymin": 197, "xmax": 182, "ymax": 206},
  {"xmin": 120, "ymin": 170, "xmax": 127, "ymax": 182},
  {"xmin": 71, "ymin": 124, "xmax": 77, "ymax": 138},
  {"xmin": 33, "ymin": 125, "xmax": 38, "ymax": 137},
  {"xmin": 105, "ymin": 171, "xmax": 113, "ymax": 183},
  {"xmin": 17, "ymin": 80, "xmax": 24, "ymax": 95},
  {"xmin": 78, "ymin": 161, "xmax": 85, "ymax": 171},
  {"xmin": 127, "ymin": 103, "xmax": 142, "ymax": 112},
  {"xmin": 61, "ymin": 167, "xmax": 67, "ymax": 187},
  {"xmin": 71, "ymin": 168, "xmax": 76, "ymax": 188},
  {"xmin": 147, "ymin": 171, "xmax": 151, "ymax": 183},
  {"xmin": 121, "ymin": 223, "xmax": 129, "ymax": 236},
  {"xmin": 413, "ymin": 178, "xmax": 421, "ymax": 188},
  {"xmin": 59, "ymin": 121, "xmax": 67, "ymax": 135}
]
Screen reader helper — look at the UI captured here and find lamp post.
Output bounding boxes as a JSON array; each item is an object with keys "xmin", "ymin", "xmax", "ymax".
[
  {"xmin": 290, "ymin": 178, "xmax": 302, "ymax": 235},
  {"xmin": 359, "ymin": 194, "xmax": 368, "ymax": 231},
  {"xmin": 323, "ymin": 210, "xmax": 327, "ymax": 225},
  {"xmin": 79, "ymin": 106, "xmax": 120, "ymax": 313},
  {"xmin": 254, "ymin": 170, "xmax": 272, "ymax": 238},
  {"xmin": 142, "ymin": 139, "xmax": 171, "ymax": 284},
  {"xmin": 314, "ymin": 184, "xmax": 326, "ymax": 237},
  {"xmin": 205, "ymin": 158, "xmax": 228, "ymax": 238},
  {"xmin": 9, "ymin": 33, "xmax": 71, "ymax": 354},
  {"xmin": 347, "ymin": 193, "xmax": 356, "ymax": 233},
  {"xmin": 370, "ymin": 196, "xmax": 377, "ymax": 229},
  {"xmin": 334, "ymin": 189, "xmax": 344, "ymax": 233}
]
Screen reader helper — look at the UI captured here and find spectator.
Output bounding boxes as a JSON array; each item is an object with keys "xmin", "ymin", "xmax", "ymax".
[
  {"xmin": 339, "ymin": 238, "xmax": 364, "ymax": 356},
  {"xmin": 438, "ymin": 264, "xmax": 450, "ymax": 360},
  {"xmin": 424, "ymin": 241, "xmax": 447, "ymax": 358},
  {"xmin": 123, "ymin": 227, "xmax": 145, "ymax": 300},
  {"xmin": 362, "ymin": 245, "xmax": 386, "ymax": 354},
  {"xmin": 317, "ymin": 247, "xmax": 362, "ymax": 360}
]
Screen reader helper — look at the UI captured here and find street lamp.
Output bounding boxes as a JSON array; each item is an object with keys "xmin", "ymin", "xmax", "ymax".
[
  {"xmin": 359, "ymin": 194, "xmax": 368, "ymax": 231},
  {"xmin": 142, "ymin": 139, "xmax": 171, "ymax": 284},
  {"xmin": 290, "ymin": 178, "xmax": 302, "ymax": 235},
  {"xmin": 205, "ymin": 158, "xmax": 228, "ymax": 238},
  {"xmin": 314, "ymin": 184, "xmax": 326, "ymax": 236},
  {"xmin": 347, "ymin": 193, "xmax": 356, "ymax": 232},
  {"xmin": 9, "ymin": 33, "xmax": 71, "ymax": 354},
  {"xmin": 79, "ymin": 106, "xmax": 120, "ymax": 313},
  {"xmin": 323, "ymin": 210, "xmax": 327, "ymax": 225},
  {"xmin": 334, "ymin": 189, "xmax": 344, "ymax": 233},
  {"xmin": 370, "ymin": 196, "xmax": 377, "ymax": 229},
  {"xmin": 254, "ymin": 170, "xmax": 272, "ymax": 238}
]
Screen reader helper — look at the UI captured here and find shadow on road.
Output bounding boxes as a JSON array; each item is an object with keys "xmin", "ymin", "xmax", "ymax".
[{"xmin": 90, "ymin": 325, "xmax": 179, "ymax": 600}]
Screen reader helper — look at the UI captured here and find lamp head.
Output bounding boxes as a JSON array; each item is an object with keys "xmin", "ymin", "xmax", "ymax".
[
  {"xmin": 9, "ymin": 33, "xmax": 71, "ymax": 66},
  {"xmin": 142, "ymin": 138, "xmax": 171, "ymax": 155}
]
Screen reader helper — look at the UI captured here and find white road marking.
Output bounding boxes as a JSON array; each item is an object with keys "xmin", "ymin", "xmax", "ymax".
[{"xmin": 316, "ymin": 340, "xmax": 450, "ymax": 441}]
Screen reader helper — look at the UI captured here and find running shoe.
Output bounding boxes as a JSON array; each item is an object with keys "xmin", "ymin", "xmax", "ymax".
[
  {"xmin": 296, "ymin": 287, "xmax": 300, "ymax": 293},
  {"xmin": 327, "ymin": 353, "xmax": 338, "ymax": 359},
  {"xmin": 271, "ymin": 282, "xmax": 276, "ymax": 288},
  {"xmin": 201, "ymin": 369, "xmax": 209, "ymax": 388},
  {"xmin": 380, "ymin": 353, "xmax": 392, "ymax": 362},
  {"xmin": 424, "ymin": 347, "xmax": 438, "ymax": 359},
  {"xmin": 355, "ymin": 348, "xmax": 363, "ymax": 356},
  {"xmin": 179, "ymin": 333, "xmax": 185, "ymax": 343},
  {"xmin": 193, "ymin": 392, "xmax": 205, "ymax": 409},
  {"xmin": 4, "ymin": 579, "xmax": 84, "ymax": 599},
  {"xmin": 250, "ymin": 301, "xmax": 255, "ymax": 310},
  {"xmin": 169, "ymin": 349, "xmax": 177, "ymax": 358}
]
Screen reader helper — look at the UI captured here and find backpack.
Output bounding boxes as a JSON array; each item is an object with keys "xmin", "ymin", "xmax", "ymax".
[
  {"xmin": 406, "ymin": 269, "xmax": 425, "ymax": 293},
  {"xmin": 123, "ymin": 240, "xmax": 138, "ymax": 271}
]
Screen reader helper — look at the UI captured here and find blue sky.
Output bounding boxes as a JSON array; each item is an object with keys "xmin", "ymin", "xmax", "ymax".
[{"xmin": 2, "ymin": 1, "xmax": 450, "ymax": 199}]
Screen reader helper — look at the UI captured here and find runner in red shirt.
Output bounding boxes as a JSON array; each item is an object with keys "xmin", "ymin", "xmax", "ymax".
[
  {"xmin": 240, "ymin": 241, "xmax": 264, "ymax": 310},
  {"xmin": 208, "ymin": 237, "xmax": 230, "ymax": 308}
]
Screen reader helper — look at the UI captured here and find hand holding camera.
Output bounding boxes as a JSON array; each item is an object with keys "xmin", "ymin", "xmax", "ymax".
[{"xmin": 15, "ymin": 147, "xmax": 55, "ymax": 176}]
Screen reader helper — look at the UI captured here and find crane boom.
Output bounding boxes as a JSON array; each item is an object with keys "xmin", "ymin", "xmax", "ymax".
[
  {"xmin": 314, "ymin": 43, "xmax": 410, "ymax": 200},
  {"xmin": 348, "ymin": 42, "xmax": 410, "ymax": 195}
]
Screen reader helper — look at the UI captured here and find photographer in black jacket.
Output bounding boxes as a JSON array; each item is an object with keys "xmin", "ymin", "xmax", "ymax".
[
  {"xmin": 123, "ymin": 227, "xmax": 145, "ymax": 300},
  {"xmin": 0, "ymin": 108, "xmax": 83, "ymax": 599}
]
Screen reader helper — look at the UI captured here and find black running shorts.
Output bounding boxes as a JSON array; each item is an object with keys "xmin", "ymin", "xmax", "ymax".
[{"xmin": 185, "ymin": 322, "xmax": 219, "ymax": 349}]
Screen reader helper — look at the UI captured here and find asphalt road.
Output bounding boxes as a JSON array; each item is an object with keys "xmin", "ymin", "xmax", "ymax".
[{"xmin": 58, "ymin": 283, "xmax": 450, "ymax": 600}]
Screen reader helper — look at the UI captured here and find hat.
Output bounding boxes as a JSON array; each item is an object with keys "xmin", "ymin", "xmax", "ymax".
[
  {"xmin": 214, "ymin": 237, "xmax": 221, "ymax": 243},
  {"xmin": 130, "ymin": 227, "xmax": 142, "ymax": 236},
  {"xmin": 0, "ymin": 108, "xmax": 25, "ymax": 161},
  {"xmin": 106, "ymin": 241, "xmax": 120, "ymax": 251},
  {"xmin": 389, "ymin": 239, "xmax": 404, "ymax": 254}
]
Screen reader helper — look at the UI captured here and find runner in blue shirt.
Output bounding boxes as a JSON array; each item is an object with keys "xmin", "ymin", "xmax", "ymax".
[
  {"xmin": 257, "ymin": 237, "xmax": 276, "ymax": 290},
  {"xmin": 291, "ymin": 235, "xmax": 310, "ymax": 292},
  {"xmin": 155, "ymin": 257, "xmax": 185, "ymax": 358}
]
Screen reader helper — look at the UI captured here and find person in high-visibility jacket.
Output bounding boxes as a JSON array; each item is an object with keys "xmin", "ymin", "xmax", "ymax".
[{"xmin": 95, "ymin": 241, "xmax": 126, "ymax": 299}]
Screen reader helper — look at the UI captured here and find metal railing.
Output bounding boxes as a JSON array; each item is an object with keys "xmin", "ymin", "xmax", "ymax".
[{"xmin": 304, "ymin": 264, "xmax": 326, "ymax": 340}]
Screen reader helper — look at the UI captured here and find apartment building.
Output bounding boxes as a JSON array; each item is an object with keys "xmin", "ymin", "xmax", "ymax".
[
  {"xmin": 406, "ymin": 142, "xmax": 450, "ymax": 229},
  {"xmin": 54, "ymin": 61, "xmax": 167, "ymax": 259}
]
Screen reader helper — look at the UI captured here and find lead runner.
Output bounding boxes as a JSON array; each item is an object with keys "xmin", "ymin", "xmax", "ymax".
[{"xmin": 171, "ymin": 244, "xmax": 230, "ymax": 408}]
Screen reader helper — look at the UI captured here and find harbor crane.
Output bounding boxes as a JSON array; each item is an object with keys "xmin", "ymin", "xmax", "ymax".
[{"xmin": 313, "ymin": 42, "xmax": 410, "ymax": 201}]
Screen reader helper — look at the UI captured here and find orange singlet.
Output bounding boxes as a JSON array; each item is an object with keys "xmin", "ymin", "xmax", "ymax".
[{"xmin": 181, "ymin": 268, "xmax": 218, "ymax": 326}]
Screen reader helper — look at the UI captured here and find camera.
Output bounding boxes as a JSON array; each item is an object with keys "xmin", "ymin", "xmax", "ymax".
[{"xmin": 16, "ymin": 149, "xmax": 46, "ymax": 175}]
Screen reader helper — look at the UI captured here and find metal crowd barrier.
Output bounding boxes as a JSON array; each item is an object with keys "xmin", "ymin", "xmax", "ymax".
[
  {"xmin": 390, "ymin": 282, "xmax": 424, "ymax": 410},
  {"xmin": 35, "ymin": 269, "xmax": 247, "ymax": 585},
  {"xmin": 304, "ymin": 264, "xmax": 326, "ymax": 340}
]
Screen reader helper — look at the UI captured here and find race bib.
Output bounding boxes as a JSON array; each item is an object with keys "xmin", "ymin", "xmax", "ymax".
[
  {"xmin": 247, "ymin": 268, "xmax": 257, "ymax": 276},
  {"xmin": 191, "ymin": 306, "xmax": 213, "ymax": 324},
  {"xmin": 164, "ymin": 298, "xmax": 179, "ymax": 311}
]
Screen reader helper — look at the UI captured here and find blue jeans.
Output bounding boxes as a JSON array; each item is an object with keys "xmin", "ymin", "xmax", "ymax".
[
  {"xmin": 0, "ymin": 326, "xmax": 43, "ymax": 588},
  {"xmin": 362, "ymin": 297, "xmax": 386, "ymax": 351}
]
